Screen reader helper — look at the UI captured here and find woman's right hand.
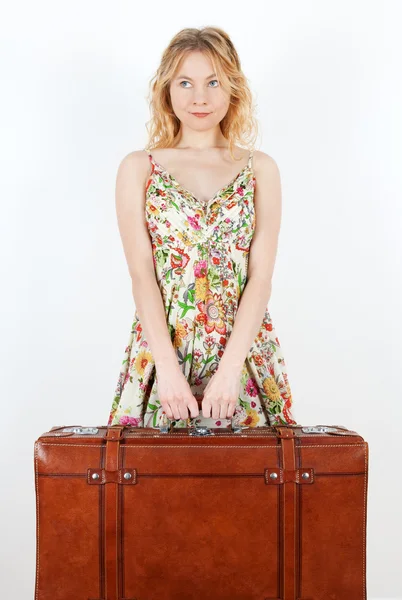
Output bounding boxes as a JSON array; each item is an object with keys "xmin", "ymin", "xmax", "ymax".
[{"xmin": 155, "ymin": 363, "xmax": 200, "ymax": 421}]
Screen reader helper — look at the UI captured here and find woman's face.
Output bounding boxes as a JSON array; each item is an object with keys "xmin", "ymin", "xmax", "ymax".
[{"xmin": 169, "ymin": 51, "xmax": 230, "ymax": 131}]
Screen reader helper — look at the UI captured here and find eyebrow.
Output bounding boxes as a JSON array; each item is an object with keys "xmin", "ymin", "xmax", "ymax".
[{"xmin": 175, "ymin": 73, "xmax": 217, "ymax": 80}]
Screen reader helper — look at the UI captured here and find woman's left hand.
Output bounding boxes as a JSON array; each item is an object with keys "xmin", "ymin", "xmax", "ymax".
[{"xmin": 201, "ymin": 365, "xmax": 242, "ymax": 419}]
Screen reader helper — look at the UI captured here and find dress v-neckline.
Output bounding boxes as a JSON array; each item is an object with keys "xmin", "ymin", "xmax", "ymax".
[{"xmin": 146, "ymin": 149, "xmax": 254, "ymax": 206}]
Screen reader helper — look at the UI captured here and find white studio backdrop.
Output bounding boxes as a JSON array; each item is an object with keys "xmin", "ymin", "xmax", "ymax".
[{"xmin": 1, "ymin": 1, "xmax": 401, "ymax": 598}]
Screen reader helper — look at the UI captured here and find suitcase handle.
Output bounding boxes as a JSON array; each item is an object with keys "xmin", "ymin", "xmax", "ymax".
[
  {"xmin": 158, "ymin": 411, "xmax": 243, "ymax": 435},
  {"xmin": 157, "ymin": 395, "xmax": 243, "ymax": 435}
]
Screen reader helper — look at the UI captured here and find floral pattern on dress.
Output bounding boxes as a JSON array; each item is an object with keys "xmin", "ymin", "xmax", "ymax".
[{"xmin": 108, "ymin": 149, "xmax": 298, "ymax": 429}]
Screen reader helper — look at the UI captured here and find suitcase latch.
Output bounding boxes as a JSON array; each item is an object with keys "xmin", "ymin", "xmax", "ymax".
[
  {"xmin": 189, "ymin": 425, "xmax": 214, "ymax": 436},
  {"xmin": 302, "ymin": 426, "xmax": 344, "ymax": 434},
  {"xmin": 60, "ymin": 427, "xmax": 99, "ymax": 435}
]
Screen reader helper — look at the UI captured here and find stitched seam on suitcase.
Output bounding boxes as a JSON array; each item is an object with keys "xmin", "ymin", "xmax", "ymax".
[{"xmin": 38, "ymin": 443, "xmax": 367, "ymax": 447}]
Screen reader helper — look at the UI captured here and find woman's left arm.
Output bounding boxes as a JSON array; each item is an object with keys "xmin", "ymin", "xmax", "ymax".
[{"xmin": 218, "ymin": 150, "xmax": 283, "ymax": 374}]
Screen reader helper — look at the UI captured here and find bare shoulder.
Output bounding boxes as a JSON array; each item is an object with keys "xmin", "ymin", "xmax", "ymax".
[
  {"xmin": 253, "ymin": 150, "xmax": 280, "ymax": 177},
  {"xmin": 114, "ymin": 149, "xmax": 156, "ymax": 281},
  {"xmin": 114, "ymin": 149, "xmax": 153, "ymax": 218},
  {"xmin": 116, "ymin": 149, "xmax": 151, "ymax": 180},
  {"xmin": 252, "ymin": 150, "xmax": 282, "ymax": 209}
]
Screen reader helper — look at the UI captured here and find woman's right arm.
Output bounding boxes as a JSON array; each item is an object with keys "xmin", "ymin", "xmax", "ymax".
[
  {"xmin": 114, "ymin": 151, "xmax": 199, "ymax": 421},
  {"xmin": 115, "ymin": 151, "xmax": 177, "ymax": 367}
]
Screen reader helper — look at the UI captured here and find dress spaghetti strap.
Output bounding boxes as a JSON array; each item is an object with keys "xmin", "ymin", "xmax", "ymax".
[
  {"xmin": 247, "ymin": 149, "xmax": 254, "ymax": 170},
  {"xmin": 145, "ymin": 147, "xmax": 253, "ymax": 170}
]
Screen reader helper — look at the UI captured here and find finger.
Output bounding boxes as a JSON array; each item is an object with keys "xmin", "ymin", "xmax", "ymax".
[
  {"xmin": 212, "ymin": 401, "xmax": 222, "ymax": 420},
  {"xmin": 202, "ymin": 397, "xmax": 211, "ymax": 419},
  {"xmin": 170, "ymin": 402, "xmax": 181, "ymax": 420},
  {"xmin": 190, "ymin": 396, "xmax": 200, "ymax": 418},
  {"xmin": 227, "ymin": 403, "xmax": 236, "ymax": 418},
  {"xmin": 179, "ymin": 405, "xmax": 189, "ymax": 420},
  {"xmin": 177, "ymin": 398, "xmax": 191, "ymax": 421},
  {"xmin": 219, "ymin": 402, "xmax": 230, "ymax": 419}
]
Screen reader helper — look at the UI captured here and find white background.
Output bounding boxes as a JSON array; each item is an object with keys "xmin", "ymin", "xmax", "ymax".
[{"xmin": 1, "ymin": 1, "xmax": 401, "ymax": 598}]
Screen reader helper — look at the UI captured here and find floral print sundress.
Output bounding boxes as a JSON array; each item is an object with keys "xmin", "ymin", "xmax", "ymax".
[{"xmin": 107, "ymin": 148, "xmax": 298, "ymax": 429}]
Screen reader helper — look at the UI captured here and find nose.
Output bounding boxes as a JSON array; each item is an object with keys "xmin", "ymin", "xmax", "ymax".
[{"xmin": 191, "ymin": 88, "xmax": 209, "ymax": 104}]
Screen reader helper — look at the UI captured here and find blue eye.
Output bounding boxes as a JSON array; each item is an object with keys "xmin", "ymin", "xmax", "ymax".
[{"xmin": 179, "ymin": 80, "xmax": 219, "ymax": 88}]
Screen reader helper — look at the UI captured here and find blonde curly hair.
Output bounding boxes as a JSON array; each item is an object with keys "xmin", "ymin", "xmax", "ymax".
[{"xmin": 144, "ymin": 26, "xmax": 259, "ymax": 162}]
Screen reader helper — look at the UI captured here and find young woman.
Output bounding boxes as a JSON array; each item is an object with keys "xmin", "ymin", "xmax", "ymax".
[{"xmin": 108, "ymin": 26, "xmax": 299, "ymax": 429}]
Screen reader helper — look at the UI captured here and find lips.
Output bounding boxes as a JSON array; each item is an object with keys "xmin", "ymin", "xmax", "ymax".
[{"xmin": 191, "ymin": 112, "xmax": 211, "ymax": 117}]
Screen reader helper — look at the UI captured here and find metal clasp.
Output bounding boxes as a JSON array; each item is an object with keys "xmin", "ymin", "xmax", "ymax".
[
  {"xmin": 189, "ymin": 425, "xmax": 215, "ymax": 436},
  {"xmin": 61, "ymin": 427, "xmax": 99, "ymax": 435},
  {"xmin": 302, "ymin": 426, "xmax": 339, "ymax": 434}
]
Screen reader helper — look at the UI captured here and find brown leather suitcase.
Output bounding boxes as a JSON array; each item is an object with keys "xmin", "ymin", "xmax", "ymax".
[{"xmin": 34, "ymin": 420, "xmax": 368, "ymax": 600}]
